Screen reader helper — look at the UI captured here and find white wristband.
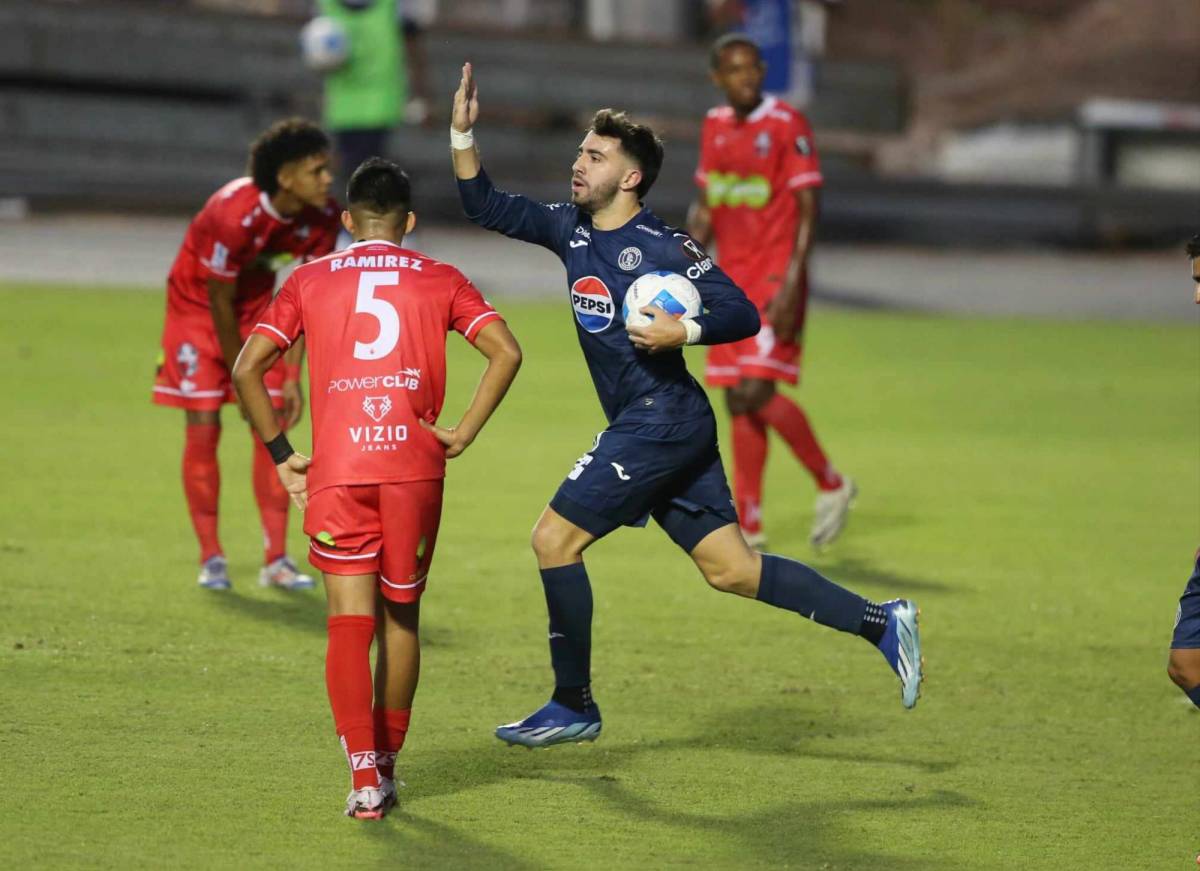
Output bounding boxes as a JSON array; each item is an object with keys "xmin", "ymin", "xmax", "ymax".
[
  {"xmin": 682, "ymin": 318, "xmax": 702, "ymax": 345},
  {"xmin": 450, "ymin": 126, "xmax": 475, "ymax": 150}
]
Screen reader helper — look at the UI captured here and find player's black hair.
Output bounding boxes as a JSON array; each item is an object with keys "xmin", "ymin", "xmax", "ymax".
[
  {"xmin": 710, "ymin": 32, "xmax": 762, "ymax": 69},
  {"xmin": 248, "ymin": 118, "xmax": 330, "ymax": 195},
  {"xmin": 347, "ymin": 157, "xmax": 412, "ymax": 216},
  {"xmin": 1186, "ymin": 235, "xmax": 1200, "ymax": 259},
  {"xmin": 590, "ymin": 109, "xmax": 664, "ymax": 200}
]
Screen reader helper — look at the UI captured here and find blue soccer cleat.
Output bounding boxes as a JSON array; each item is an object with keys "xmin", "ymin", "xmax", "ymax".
[
  {"xmin": 877, "ymin": 599, "xmax": 923, "ymax": 709},
  {"xmin": 197, "ymin": 555, "xmax": 231, "ymax": 590},
  {"xmin": 495, "ymin": 700, "xmax": 602, "ymax": 748}
]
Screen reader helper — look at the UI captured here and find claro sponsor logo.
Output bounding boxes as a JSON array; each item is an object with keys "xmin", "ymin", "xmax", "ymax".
[{"xmin": 328, "ymin": 369, "xmax": 421, "ymax": 393}]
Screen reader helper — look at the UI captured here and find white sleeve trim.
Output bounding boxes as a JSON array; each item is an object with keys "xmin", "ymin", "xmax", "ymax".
[
  {"xmin": 786, "ymin": 172, "xmax": 824, "ymax": 190},
  {"xmin": 254, "ymin": 322, "xmax": 293, "ymax": 348},
  {"xmin": 463, "ymin": 310, "xmax": 501, "ymax": 340}
]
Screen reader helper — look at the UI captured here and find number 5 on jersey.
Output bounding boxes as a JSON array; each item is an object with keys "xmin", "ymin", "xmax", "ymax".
[{"xmin": 354, "ymin": 271, "xmax": 401, "ymax": 360}]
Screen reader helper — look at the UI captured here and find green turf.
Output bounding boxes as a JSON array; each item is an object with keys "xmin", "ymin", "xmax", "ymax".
[{"xmin": 1, "ymin": 283, "xmax": 1196, "ymax": 869}]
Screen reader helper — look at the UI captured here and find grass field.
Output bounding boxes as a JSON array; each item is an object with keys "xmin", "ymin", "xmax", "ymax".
[{"xmin": 1, "ymin": 283, "xmax": 1197, "ymax": 869}]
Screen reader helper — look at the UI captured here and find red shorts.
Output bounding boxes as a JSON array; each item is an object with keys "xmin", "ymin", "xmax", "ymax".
[
  {"xmin": 705, "ymin": 272, "xmax": 809, "ymax": 387},
  {"xmin": 304, "ymin": 480, "xmax": 444, "ymax": 603},
  {"xmin": 705, "ymin": 324, "xmax": 802, "ymax": 386},
  {"xmin": 153, "ymin": 314, "xmax": 286, "ymax": 411}
]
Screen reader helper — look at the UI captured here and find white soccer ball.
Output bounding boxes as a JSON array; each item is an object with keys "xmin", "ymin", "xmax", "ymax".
[
  {"xmin": 622, "ymin": 271, "xmax": 702, "ymax": 329},
  {"xmin": 300, "ymin": 16, "xmax": 350, "ymax": 73}
]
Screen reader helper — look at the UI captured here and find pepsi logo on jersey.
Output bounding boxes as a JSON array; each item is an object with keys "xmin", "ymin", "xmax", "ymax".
[{"xmin": 570, "ymin": 276, "xmax": 614, "ymax": 333}]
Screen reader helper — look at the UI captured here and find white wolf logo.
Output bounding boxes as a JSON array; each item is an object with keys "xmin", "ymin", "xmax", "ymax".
[{"xmin": 362, "ymin": 395, "xmax": 392, "ymax": 423}]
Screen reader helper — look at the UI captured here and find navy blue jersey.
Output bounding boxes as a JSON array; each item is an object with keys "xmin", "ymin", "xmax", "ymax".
[{"xmin": 458, "ymin": 170, "xmax": 759, "ymax": 424}]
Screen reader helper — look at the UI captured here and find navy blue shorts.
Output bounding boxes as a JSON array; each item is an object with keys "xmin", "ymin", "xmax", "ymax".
[
  {"xmin": 1171, "ymin": 553, "xmax": 1200, "ymax": 649},
  {"xmin": 549, "ymin": 414, "xmax": 738, "ymax": 553}
]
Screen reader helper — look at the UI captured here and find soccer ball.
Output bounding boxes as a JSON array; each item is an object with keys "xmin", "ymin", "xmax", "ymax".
[
  {"xmin": 300, "ymin": 16, "xmax": 350, "ymax": 73},
  {"xmin": 622, "ymin": 271, "xmax": 702, "ymax": 328}
]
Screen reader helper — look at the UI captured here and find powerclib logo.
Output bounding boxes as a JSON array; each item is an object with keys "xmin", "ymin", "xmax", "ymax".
[{"xmin": 570, "ymin": 276, "xmax": 614, "ymax": 333}]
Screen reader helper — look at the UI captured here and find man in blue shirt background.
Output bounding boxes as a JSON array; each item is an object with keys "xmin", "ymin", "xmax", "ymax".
[{"xmin": 449, "ymin": 63, "xmax": 924, "ymax": 745}]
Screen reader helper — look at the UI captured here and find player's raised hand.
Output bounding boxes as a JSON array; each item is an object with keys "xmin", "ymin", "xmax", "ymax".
[
  {"xmin": 420, "ymin": 418, "xmax": 474, "ymax": 459},
  {"xmin": 627, "ymin": 306, "xmax": 687, "ymax": 354},
  {"xmin": 452, "ymin": 62, "xmax": 479, "ymax": 133},
  {"xmin": 276, "ymin": 452, "xmax": 311, "ymax": 511}
]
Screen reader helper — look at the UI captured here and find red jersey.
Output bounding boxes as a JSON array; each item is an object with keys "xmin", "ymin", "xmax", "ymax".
[
  {"xmin": 252, "ymin": 240, "xmax": 503, "ymax": 496},
  {"xmin": 165, "ymin": 177, "xmax": 340, "ymax": 325},
  {"xmin": 695, "ymin": 96, "xmax": 822, "ymax": 303}
]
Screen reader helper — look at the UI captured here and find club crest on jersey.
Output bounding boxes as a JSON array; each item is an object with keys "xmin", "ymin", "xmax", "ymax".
[
  {"xmin": 618, "ymin": 247, "xmax": 643, "ymax": 271},
  {"xmin": 362, "ymin": 395, "xmax": 392, "ymax": 423},
  {"xmin": 570, "ymin": 276, "xmax": 614, "ymax": 333},
  {"xmin": 755, "ymin": 131, "xmax": 771, "ymax": 157}
]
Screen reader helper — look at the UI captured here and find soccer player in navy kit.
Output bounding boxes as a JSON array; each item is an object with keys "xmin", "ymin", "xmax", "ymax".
[
  {"xmin": 450, "ymin": 64, "xmax": 923, "ymax": 745},
  {"xmin": 1166, "ymin": 235, "xmax": 1200, "ymax": 710}
]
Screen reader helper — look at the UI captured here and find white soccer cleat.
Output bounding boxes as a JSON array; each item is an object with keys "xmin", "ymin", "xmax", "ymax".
[
  {"xmin": 197, "ymin": 555, "xmax": 231, "ymax": 590},
  {"xmin": 344, "ymin": 785, "xmax": 387, "ymax": 820},
  {"xmin": 259, "ymin": 556, "xmax": 315, "ymax": 590},
  {"xmin": 810, "ymin": 477, "xmax": 857, "ymax": 549}
]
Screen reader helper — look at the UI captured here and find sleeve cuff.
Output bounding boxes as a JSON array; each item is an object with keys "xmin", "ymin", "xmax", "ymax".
[
  {"xmin": 252, "ymin": 322, "xmax": 292, "ymax": 349},
  {"xmin": 462, "ymin": 310, "xmax": 502, "ymax": 343}
]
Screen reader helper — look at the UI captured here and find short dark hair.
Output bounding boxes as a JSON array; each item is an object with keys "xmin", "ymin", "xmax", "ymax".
[
  {"xmin": 710, "ymin": 33, "xmax": 762, "ymax": 69},
  {"xmin": 347, "ymin": 157, "xmax": 412, "ymax": 216},
  {"xmin": 248, "ymin": 118, "xmax": 329, "ymax": 195},
  {"xmin": 1186, "ymin": 235, "xmax": 1200, "ymax": 258},
  {"xmin": 590, "ymin": 109, "xmax": 664, "ymax": 199}
]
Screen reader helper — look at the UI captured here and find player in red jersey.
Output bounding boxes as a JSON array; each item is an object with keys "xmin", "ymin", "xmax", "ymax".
[
  {"xmin": 232, "ymin": 158, "xmax": 522, "ymax": 819},
  {"xmin": 153, "ymin": 118, "xmax": 341, "ymax": 590},
  {"xmin": 688, "ymin": 34, "xmax": 855, "ymax": 550}
]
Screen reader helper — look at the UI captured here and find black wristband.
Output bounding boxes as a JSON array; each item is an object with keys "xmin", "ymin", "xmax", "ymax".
[{"xmin": 265, "ymin": 432, "xmax": 294, "ymax": 465}]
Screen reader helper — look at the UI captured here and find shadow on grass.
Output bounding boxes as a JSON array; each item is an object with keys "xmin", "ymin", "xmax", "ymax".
[
  {"xmin": 363, "ymin": 811, "xmax": 539, "ymax": 870},
  {"xmin": 378, "ymin": 701, "xmax": 964, "ymax": 867},
  {"xmin": 205, "ymin": 587, "xmax": 328, "ymax": 635},
  {"xmin": 810, "ymin": 555, "xmax": 959, "ymax": 596}
]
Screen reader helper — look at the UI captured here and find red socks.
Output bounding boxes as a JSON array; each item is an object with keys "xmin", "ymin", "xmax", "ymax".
[
  {"xmin": 183, "ymin": 423, "xmax": 222, "ymax": 562},
  {"xmin": 327, "ymin": 615, "xmax": 379, "ymax": 790},
  {"xmin": 251, "ymin": 435, "xmax": 289, "ymax": 564},
  {"xmin": 730, "ymin": 413, "xmax": 768, "ymax": 535},
  {"xmin": 373, "ymin": 706, "xmax": 412, "ymax": 781},
  {"xmin": 729, "ymin": 394, "xmax": 843, "ymax": 531},
  {"xmin": 755, "ymin": 394, "xmax": 842, "ymax": 492}
]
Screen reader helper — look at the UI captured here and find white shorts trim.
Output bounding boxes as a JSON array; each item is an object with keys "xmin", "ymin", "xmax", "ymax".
[
  {"xmin": 153, "ymin": 385, "xmax": 227, "ymax": 398},
  {"xmin": 705, "ymin": 365, "xmax": 742, "ymax": 377},
  {"xmin": 380, "ymin": 573, "xmax": 427, "ymax": 591},
  {"xmin": 310, "ymin": 543, "xmax": 378, "ymax": 561},
  {"xmin": 735, "ymin": 356, "xmax": 798, "ymax": 374}
]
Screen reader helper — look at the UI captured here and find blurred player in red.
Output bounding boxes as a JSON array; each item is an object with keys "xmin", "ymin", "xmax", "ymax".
[
  {"xmin": 688, "ymin": 34, "xmax": 854, "ymax": 550},
  {"xmin": 153, "ymin": 119, "xmax": 340, "ymax": 590},
  {"xmin": 233, "ymin": 158, "xmax": 522, "ymax": 818}
]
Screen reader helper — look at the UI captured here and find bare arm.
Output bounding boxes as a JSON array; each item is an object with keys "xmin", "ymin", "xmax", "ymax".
[
  {"xmin": 686, "ymin": 199, "xmax": 714, "ymax": 249},
  {"xmin": 207, "ymin": 279, "xmax": 244, "ymax": 372},
  {"xmin": 232, "ymin": 334, "xmax": 311, "ymax": 508},
  {"xmin": 280, "ymin": 334, "xmax": 306, "ymax": 428},
  {"xmin": 420, "ymin": 320, "xmax": 522, "ymax": 459},
  {"xmin": 450, "ymin": 62, "xmax": 481, "ymax": 180},
  {"xmin": 765, "ymin": 186, "xmax": 819, "ymax": 337}
]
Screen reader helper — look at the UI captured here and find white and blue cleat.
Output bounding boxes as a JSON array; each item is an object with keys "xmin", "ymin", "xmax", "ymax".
[
  {"xmin": 877, "ymin": 598, "xmax": 923, "ymax": 709},
  {"xmin": 197, "ymin": 555, "xmax": 231, "ymax": 590},
  {"xmin": 495, "ymin": 700, "xmax": 602, "ymax": 748},
  {"xmin": 259, "ymin": 556, "xmax": 315, "ymax": 590}
]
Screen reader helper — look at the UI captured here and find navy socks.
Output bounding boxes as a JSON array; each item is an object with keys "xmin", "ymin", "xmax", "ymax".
[
  {"xmin": 757, "ymin": 553, "xmax": 880, "ymax": 641},
  {"xmin": 540, "ymin": 563, "xmax": 593, "ymax": 709},
  {"xmin": 1187, "ymin": 685, "xmax": 1200, "ymax": 710}
]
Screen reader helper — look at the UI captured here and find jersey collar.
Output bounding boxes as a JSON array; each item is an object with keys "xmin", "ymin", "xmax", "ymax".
[
  {"xmin": 745, "ymin": 95, "xmax": 777, "ymax": 124},
  {"xmin": 346, "ymin": 239, "xmax": 404, "ymax": 251},
  {"xmin": 259, "ymin": 191, "xmax": 293, "ymax": 224}
]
